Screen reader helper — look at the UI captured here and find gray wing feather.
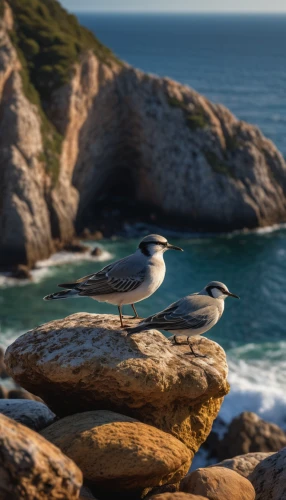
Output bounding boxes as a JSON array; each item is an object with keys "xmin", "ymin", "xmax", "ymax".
[
  {"xmin": 74, "ymin": 254, "xmax": 146, "ymax": 297},
  {"xmin": 143, "ymin": 295, "xmax": 218, "ymax": 331}
]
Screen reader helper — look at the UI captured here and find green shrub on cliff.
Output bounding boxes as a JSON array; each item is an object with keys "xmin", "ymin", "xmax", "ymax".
[
  {"xmin": 3, "ymin": 0, "xmax": 119, "ymax": 183},
  {"xmin": 7, "ymin": 0, "xmax": 118, "ymax": 99},
  {"xmin": 168, "ymin": 95, "xmax": 208, "ymax": 130}
]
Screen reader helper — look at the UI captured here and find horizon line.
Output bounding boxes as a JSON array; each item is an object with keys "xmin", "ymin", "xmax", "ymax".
[{"xmin": 74, "ymin": 10, "xmax": 286, "ymax": 15}]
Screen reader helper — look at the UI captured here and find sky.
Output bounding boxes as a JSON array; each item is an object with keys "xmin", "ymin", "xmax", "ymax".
[{"xmin": 60, "ymin": 0, "xmax": 286, "ymax": 13}]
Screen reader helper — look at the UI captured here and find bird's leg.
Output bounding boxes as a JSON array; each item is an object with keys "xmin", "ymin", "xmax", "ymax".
[
  {"xmin": 186, "ymin": 338, "xmax": 207, "ymax": 358},
  {"xmin": 172, "ymin": 335, "xmax": 180, "ymax": 345},
  {"xmin": 131, "ymin": 304, "xmax": 142, "ymax": 319},
  {"xmin": 118, "ymin": 306, "xmax": 125, "ymax": 329}
]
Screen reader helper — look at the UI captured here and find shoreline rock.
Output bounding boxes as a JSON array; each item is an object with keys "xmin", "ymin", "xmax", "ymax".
[
  {"xmin": 41, "ymin": 410, "xmax": 191, "ymax": 497},
  {"xmin": 5, "ymin": 313, "xmax": 229, "ymax": 456},
  {"xmin": 0, "ymin": 413, "xmax": 82, "ymax": 499},
  {"xmin": 181, "ymin": 466, "xmax": 255, "ymax": 500},
  {"xmin": 0, "ymin": 399, "xmax": 56, "ymax": 431}
]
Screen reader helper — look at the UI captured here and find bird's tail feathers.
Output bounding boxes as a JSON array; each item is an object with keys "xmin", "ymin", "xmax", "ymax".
[
  {"xmin": 126, "ymin": 323, "xmax": 147, "ymax": 335},
  {"xmin": 44, "ymin": 289, "xmax": 78, "ymax": 301},
  {"xmin": 57, "ymin": 282, "xmax": 77, "ymax": 289}
]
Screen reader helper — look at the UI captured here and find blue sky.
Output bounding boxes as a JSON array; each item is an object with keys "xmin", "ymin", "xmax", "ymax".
[{"xmin": 60, "ymin": 0, "xmax": 286, "ymax": 13}]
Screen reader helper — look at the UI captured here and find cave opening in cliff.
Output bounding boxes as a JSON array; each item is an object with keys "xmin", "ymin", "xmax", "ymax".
[{"xmin": 76, "ymin": 166, "xmax": 146, "ymax": 235}]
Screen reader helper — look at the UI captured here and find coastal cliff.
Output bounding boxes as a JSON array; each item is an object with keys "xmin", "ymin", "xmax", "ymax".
[{"xmin": 1, "ymin": 0, "xmax": 286, "ymax": 269}]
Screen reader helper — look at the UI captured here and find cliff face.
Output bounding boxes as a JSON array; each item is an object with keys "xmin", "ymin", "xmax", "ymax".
[{"xmin": 0, "ymin": 1, "xmax": 286, "ymax": 269}]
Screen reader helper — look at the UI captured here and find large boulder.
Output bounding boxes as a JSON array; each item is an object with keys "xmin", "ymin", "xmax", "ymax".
[
  {"xmin": 181, "ymin": 466, "xmax": 255, "ymax": 500},
  {"xmin": 42, "ymin": 409, "xmax": 191, "ymax": 496},
  {"xmin": 0, "ymin": 413, "xmax": 82, "ymax": 499},
  {"xmin": 213, "ymin": 451, "xmax": 275, "ymax": 478},
  {"xmin": 249, "ymin": 447, "xmax": 286, "ymax": 500},
  {"xmin": 0, "ymin": 399, "xmax": 56, "ymax": 431},
  {"xmin": 217, "ymin": 412, "xmax": 286, "ymax": 460},
  {"xmin": 6, "ymin": 313, "xmax": 229, "ymax": 454},
  {"xmin": 41, "ymin": 410, "xmax": 191, "ymax": 497}
]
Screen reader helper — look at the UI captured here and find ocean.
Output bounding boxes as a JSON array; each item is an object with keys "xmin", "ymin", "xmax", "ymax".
[{"xmin": 1, "ymin": 14, "xmax": 286, "ymax": 434}]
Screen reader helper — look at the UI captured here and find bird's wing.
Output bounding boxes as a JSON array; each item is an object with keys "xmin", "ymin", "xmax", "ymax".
[
  {"xmin": 74, "ymin": 254, "xmax": 147, "ymax": 296},
  {"xmin": 144, "ymin": 295, "xmax": 219, "ymax": 331}
]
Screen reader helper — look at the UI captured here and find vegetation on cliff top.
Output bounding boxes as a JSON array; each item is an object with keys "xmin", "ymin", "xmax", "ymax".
[
  {"xmin": 0, "ymin": 0, "xmax": 119, "ymax": 183},
  {"xmin": 6, "ymin": 0, "xmax": 118, "ymax": 99}
]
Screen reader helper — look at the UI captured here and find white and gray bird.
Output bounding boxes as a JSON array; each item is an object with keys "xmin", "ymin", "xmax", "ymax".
[
  {"xmin": 127, "ymin": 281, "xmax": 239, "ymax": 356},
  {"xmin": 44, "ymin": 234, "xmax": 183, "ymax": 328}
]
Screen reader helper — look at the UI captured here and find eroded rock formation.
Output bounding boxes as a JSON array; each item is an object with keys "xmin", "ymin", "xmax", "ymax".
[{"xmin": 1, "ymin": 1, "xmax": 286, "ymax": 269}]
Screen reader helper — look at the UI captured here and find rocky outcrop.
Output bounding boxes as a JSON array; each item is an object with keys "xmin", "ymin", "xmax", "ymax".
[
  {"xmin": 5, "ymin": 313, "xmax": 229, "ymax": 456},
  {"xmin": 0, "ymin": 413, "xmax": 82, "ymax": 499},
  {"xmin": 249, "ymin": 448, "xmax": 286, "ymax": 500},
  {"xmin": 180, "ymin": 466, "xmax": 255, "ymax": 500},
  {"xmin": 213, "ymin": 452, "xmax": 275, "ymax": 478},
  {"xmin": 217, "ymin": 412, "xmax": 286, "ymax": 460},
  {"xmin": 0, "ymin": 399, "xmax": 56, "ymax": 430},
  {"xmin": 41, "ymin": 410, "xmax": 191, "ymax": 496},
  {"xmin": 1, "ymin": 1, "xmax": 286, "ymax": 269}
]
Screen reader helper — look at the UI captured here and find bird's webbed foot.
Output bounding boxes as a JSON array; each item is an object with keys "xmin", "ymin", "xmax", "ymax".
[{"xmin": 185, "ymin": 338, "xmax": 208, "ymax": 358}]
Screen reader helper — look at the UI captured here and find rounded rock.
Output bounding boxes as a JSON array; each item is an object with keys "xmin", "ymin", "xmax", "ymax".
[
  {"xmin": 180, "ymin": 466, "xmax": 255, "ymax": 500},
  {"xmin": 217, "ymin": 412, "xmax": 286, "ymax": 460},
  {"xmin": 0, "ymin": 413, "xmax": 82, "ymax": 499},
  {"xmin": 213, "ymin": 451, "xmax": 275, "ymax": 478},
  {"xmin": 5, "ymin": 313, "xmax": 229, "ymax": 452},
  {"xmin": 41, "ymin": 410, "xmax": 192, "ymax": 495},
  {"xmin": 0, "ymin": 399, "xmax": 56, "ymax": 431},
  {"xmin": 249, "ymin": 447, "xmax": 286, "ymax": 500}
]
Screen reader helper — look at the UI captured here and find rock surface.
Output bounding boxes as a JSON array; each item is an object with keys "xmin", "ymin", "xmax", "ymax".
[
  {"xmin": 249, "ymin": 448, "xmax": 286, "ymax": 500},
  {"xmin": 1, "ymin": 2, "xmax": 286, "ymax": 269},
  {"xmin": 150, "ymin": 494, "xmax": 208, "ymax": 500},
  {"xmin": 217, "ymin": 412, "xmax": 286, "ymax": 460},
  {"xmin": 181, "ymin": 466, "xmax": 255, "ymax": 500},
  {"xmin": 213, "ymin": 451, "xmax": 275, "ymax": 478},
  {"xmin": 0, "ymin": 399, "xmax": 56, "ymax": 430},
  {"xmin": 6, "ymin": 313, "xmax": 229, "ymax": 454},
  {"xmin": 0, "ymin": 413, "xmax": 82, "ymax": 499},
  {"xmin": 41, "ymin": 410, "xmax": 191, "ymax": 495}
]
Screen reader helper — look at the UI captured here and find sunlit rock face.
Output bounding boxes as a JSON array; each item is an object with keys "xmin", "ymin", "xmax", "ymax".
[
  {"xmin": 5, "ymin": 313, "xmax": 229, "ymax": 456},
  {"xmin": 1, "ymin": 0, "xmax": 286, "ymax": 269}
]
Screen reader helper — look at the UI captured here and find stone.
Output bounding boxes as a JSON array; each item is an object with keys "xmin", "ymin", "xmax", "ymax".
[
  {"xmin": 249, "ymin": 447, "xmax": 286, "ymax": 500},
  {"xmin": 0, "ymin": 413, "xmax": 82, "ymax": 499},
  {"xmin": 213, "ymin": 451, "xmax": 275, "ymax": 478},
  {"xmin": 181, "ymin": 466, "xmax": 255, "ymax": 500},
  {"xmin": 217, "ymin": 412, "xmax": 286, "ymax": 460},
  {"xmin": 0, "ymin": 399, "xmax": 56, "ymax": 431},
  {"xmin": 6, "ymin": 313, "xmax": 229, "ymax": 454},
  {"xmin": 90, "ymin": 246, "xmax": 103, "ymax": 257},
  {"xmin": 41, "ymin": 410, "xmax": 191, "ymax": 496},
  {"xmin": 63, "ymin": 240, "xmax": 89, "ymax": 253},
  {"xmin": 150, "ymin": 494, "xmax": 208, "ymax": 500},
  {"xmin": 11, "ymin": 264, "xmax": 32, "ymax": 280}
]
